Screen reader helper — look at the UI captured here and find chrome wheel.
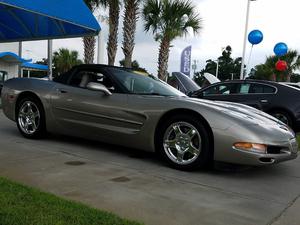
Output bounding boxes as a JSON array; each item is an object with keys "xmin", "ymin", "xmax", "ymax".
[
  {"xmin": 163, "ymin": 122, "xmax": 202, "ymax": 165},
  {"xmin": 18, "ymin": 101, "xmax": 40, "ymax": 135}
]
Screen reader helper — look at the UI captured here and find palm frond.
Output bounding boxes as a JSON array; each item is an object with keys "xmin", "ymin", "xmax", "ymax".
[{"xmin": 143, "ymin": 0, "xmax": 202, "ymax": 41}]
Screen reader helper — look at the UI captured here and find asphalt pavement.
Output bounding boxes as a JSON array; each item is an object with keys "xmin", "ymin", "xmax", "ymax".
[{"xmin": 0, "ymin": 110, "xmax": 300, "ymax": 225}]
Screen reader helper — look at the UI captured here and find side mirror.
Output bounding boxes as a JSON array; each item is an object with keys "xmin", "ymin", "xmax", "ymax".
[{"xmin": 86, "ymin": 82, "xmax": 112, "ymax": 96}]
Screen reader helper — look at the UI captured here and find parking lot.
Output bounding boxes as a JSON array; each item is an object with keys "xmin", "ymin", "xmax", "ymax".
[{"xmin": 0, "ymin": 110, "xmax": 300, "ymax": 225}]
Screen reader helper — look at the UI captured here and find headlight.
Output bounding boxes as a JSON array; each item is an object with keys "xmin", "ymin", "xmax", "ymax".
[{"xmin": 233, "ymin": 142, "xmax": 267, "ymax": 154}]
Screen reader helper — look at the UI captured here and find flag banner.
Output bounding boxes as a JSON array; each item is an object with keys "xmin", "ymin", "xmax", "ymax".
[{"xmin": 180, "ymin": 46, "xmax": 192, "ymax": 77}]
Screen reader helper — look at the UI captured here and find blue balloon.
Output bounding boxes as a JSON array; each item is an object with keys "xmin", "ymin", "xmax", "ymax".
[
  {"xmin": 274, "ymin": 42, "xmax": 288, "ymax": 57},
  {"xmin": 248, "ymin": 30, "xmax": 263, "ymax": 45}
]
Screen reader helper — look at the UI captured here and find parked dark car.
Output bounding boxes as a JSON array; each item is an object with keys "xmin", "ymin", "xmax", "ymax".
[
  {"xmin": 190, "ymin": 80, "xmax": 300, "ymax": 132},
  {"xmin": 171, "ymin": 73, "xmax": 300, "ymax": 132}
]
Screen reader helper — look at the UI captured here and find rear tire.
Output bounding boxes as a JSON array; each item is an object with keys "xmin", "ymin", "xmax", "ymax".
[
  {"xmin": 16, "ymin": 97, "xmax": 46, "ymax": 139},
  {"xmin": 157, "ymin": 115, "xmax": 212, "ymax": 170}
]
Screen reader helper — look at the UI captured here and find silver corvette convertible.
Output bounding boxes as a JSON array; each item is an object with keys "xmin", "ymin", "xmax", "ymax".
[{"xmin": 1, "ymin": 65, "xmax": 298, "ymax": 170}]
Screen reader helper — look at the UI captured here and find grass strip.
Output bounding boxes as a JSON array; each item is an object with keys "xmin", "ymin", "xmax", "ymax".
[{"xmin": 0, "ymin": 177, "xmax": 143, "ymax": 225}]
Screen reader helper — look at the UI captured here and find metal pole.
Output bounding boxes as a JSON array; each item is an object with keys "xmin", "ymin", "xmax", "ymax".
[
  {"xmin": 48, "ymin": 39, "xmax": 53, "ymax": 80},
  {"xmin": 18, "ymin": 42, "xmax": 22, "ymax": 78},
  {"xmin": 216, "ymin": 60, "xmax": 219, "ymax": 78},
  {"xmin": 240, "ymin": 0, "xmax": 252, "ymax": 80},
  {"xmin": 97, "ymin": 30, "xmax": 104, "ymax": 64}
]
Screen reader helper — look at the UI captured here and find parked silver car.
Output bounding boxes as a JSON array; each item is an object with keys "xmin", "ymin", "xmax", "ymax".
[{"xmin": 1, "ymin": 65, "xmax": 298, "ymax": 170}]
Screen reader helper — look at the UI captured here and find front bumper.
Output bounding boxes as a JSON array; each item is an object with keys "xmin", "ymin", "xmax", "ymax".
[{"xmin": 227, "ymin": 138, "xmax": 298, "ymax": 166}]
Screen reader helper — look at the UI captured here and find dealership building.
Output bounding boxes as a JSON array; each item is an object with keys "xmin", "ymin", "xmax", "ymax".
[{"xmin": 0, "ymin": 43, "xmax": 48, "ymax": 81}]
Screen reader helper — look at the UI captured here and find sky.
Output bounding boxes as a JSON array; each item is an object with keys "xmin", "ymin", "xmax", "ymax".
[{"xmin": 22, "ymin": 0, "xmax": 300, "ymax": 75}]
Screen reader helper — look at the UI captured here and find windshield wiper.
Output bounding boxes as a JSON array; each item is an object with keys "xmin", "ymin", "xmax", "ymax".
[{"xmin": 136, "ymin": 92, "xmax": 162, "ymax": 96}]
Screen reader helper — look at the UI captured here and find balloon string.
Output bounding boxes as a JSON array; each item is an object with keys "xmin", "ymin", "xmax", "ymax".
[
  {"xmin": 247, "ymin": 45, "xmax": 254, "ymax": 66},
  {"xmin": 245, "ymin": 45, "xmax": 254, "ymax": 76}
]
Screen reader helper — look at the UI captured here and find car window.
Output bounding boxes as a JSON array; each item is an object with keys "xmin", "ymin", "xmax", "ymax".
[
  {"xmin": 203, "ymin": 83, "xmax": 236, "ymax": 96},
  {"xmin": 249, "ymin": 84, "xmax": 276, "ymax": 94},
  {"xmin": 109, "ymin": 68, "xmax": 185, "ymax": 96},
  {"xmin": 263, "ymin": 85, "xmax": 276, "ymax": 93},
  {"xmin": 249, "ymin": 84, "xmax": 264, "ymax": 93},
  {"xmin": 69, "ymin": 70, "xmax": 116, "ymax": 92},
  {"xmin": 239, "ymin": 84, "xmax": 250, "ymax": 94}
]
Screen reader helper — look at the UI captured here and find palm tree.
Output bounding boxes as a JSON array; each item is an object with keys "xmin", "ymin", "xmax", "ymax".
[
  {"xmin": 122, "ymin": 0, "xmax": 141, "ymax": 67},
  {"xmin": 143, "ymin": 0, "xmax": 202, "ymax": 80},
  {"xmin": 84, "ymin": 0, "xmax": 121, "ymax": 66},
  {"xmin": 53, "ymin": 48, "xmax": 82, "ymax": 75},
  {"xmin": 280, "ymin": 50, "xmax": 300, "ymax": 81},
  {"xmin": 254, "ymin": 50, "xmax": 300, "ymax": 81},
  {"xmin": 107, "ymin": 0, "xmax": 121, "ymax": 65},
  {"xmin": 83, "ymin": 0, "xmax": 101, "ymax": 64}
]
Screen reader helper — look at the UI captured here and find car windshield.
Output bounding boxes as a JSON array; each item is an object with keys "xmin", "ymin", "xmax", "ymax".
[{"xmin": 110, "ymin": 68, "xmax": 186, "ymax": 97}]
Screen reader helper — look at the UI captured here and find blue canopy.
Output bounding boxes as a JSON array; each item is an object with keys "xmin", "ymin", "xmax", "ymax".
[
  {"xmin": 0, "ymin": 51, "xmax": 31, "ymax": 63},
  {"xmin": 22, "ymin": 62, "xmax": 48, "ymax": 71},
  {"xmin": 0, "ymin": 0, "xmax": 100, "ymax": 43}
]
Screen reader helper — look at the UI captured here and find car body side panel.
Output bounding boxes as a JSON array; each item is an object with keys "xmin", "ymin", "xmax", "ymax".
[
  {"xmin": 202, "ymin": 92, "xmax": 275, "ymax": 110},
  {"xmin": 49, "ymin": 83, "xmax": 151, "ymax": 145},
  {"xmin": 1, "ymin": 78, "xmax": 55, "ymax": 123}
]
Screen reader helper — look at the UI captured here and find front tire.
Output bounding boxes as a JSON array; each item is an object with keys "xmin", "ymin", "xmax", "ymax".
[
  {"xmin": 269, "ymin": 110, "xmax": 293, "ymax": 128},
  {"xmin": 157, "ymin": 115, "xmax": 212, "ymax": 170},
  {"xmin": 16, "ymin": 97, "xmax": 46, "ymax": 139}
]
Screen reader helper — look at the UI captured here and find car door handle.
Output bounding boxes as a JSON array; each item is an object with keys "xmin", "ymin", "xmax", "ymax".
[
  {"xmin": 56, "ymin": 88, "xmax": 68, "ymax": 94},
  {"xmin": 260, "ymin": 99, "xmax": 268, "ymax": 103}
]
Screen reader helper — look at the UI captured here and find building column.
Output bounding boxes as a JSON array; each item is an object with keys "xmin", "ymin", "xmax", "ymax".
[
  {"xmin": 48, "ymin": 39, "xmax": 53, "ymax": 80},
  {"xmin": 18, "ymin": 42, "xmax": 22, "ymax": 78}
]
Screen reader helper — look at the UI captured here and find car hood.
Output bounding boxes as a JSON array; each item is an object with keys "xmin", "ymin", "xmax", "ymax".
[
  {"xmin": 171, "ymin": 72, "xmax": 200, "ymax": 94},
  {"xmin": 184, "ymin": 97, "xmax": 289, "ymax": 128},
  {"xmin": 171, "ymin": 72, "xmax": 220, "ymax": 95},
  {"xmin": 203, "ymin": 73, "xmax": 220, "ymax": 84}
]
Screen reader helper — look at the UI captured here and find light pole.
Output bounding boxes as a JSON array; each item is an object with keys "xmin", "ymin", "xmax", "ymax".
[
  {"xmin": 240, "ymin": 0, "xmax": 256, "ymax": 80},
  {"xmin": 192, "ymin": 60, "xmax": 198, "ymax": 76}
]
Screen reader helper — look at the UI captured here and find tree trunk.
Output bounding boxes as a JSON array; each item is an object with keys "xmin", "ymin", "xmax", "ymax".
[
  {"xmin": 107, "ymin": 1, "xmax": 120, "ymax": 66},
  {"xmin": 122, "ymin": 0, "xmax": 139, "ymax": 68},
  {"xmin": 157, "ymin": 37, "xmax": 170, "ymax": 81},
  {"xmin": 83, "ymin": 36, "xmax": 96, "ymax": 64},
  {"xmin": 286, "ymin": 73, "xmax": 291, "ymax": 82},
  {"xmin": 270, "ymin": 74, "xmax": 276, "ymax": 81}
]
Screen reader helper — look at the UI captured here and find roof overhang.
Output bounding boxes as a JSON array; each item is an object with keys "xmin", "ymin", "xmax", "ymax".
[
  {"xmin": 22, "ymin": 62, "xmax": 48, "ymax": 71},
  {"xmin": 0, "ymin": 51, "xmax": 31, "ymax": 63},
  {"xmin": 0, "ymin": 0, "xmax": 101, "ymax": 43}
]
